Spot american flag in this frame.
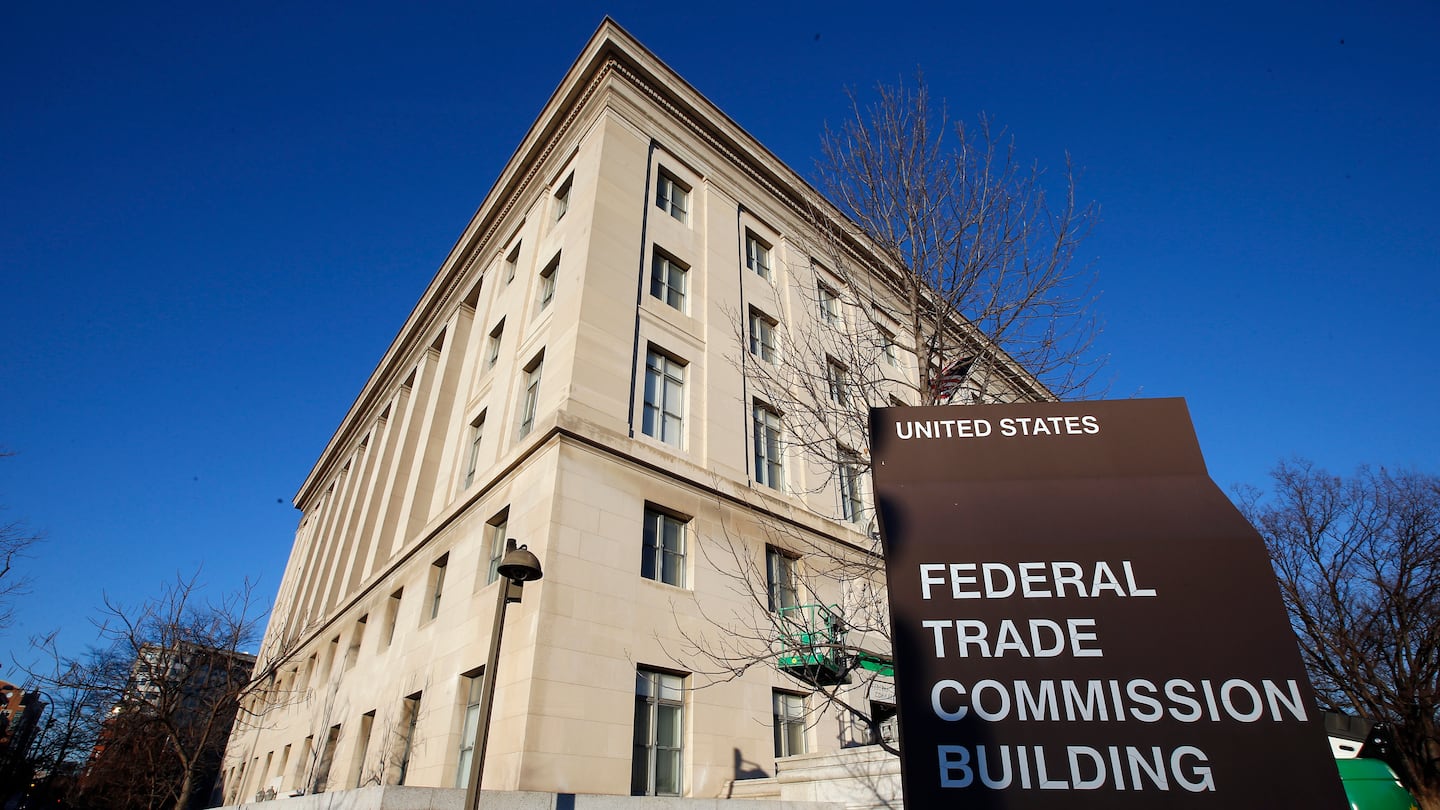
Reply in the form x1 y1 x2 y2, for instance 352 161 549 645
930 357 974 403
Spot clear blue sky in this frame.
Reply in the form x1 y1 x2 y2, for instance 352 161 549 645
3 0 1437 668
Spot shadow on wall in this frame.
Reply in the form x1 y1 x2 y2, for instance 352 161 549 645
734 747 771 780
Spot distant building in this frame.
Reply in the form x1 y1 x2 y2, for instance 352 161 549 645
86 643 255 810
0 681 45 755
222 18 1043 808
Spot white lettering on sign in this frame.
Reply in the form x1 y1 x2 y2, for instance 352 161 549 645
919 561 1156 600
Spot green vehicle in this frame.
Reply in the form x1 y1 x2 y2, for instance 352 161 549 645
1336 757 1417 810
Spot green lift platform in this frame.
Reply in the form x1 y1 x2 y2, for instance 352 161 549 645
776 603 893 686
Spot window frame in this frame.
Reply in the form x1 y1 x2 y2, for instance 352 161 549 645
745 231 772 280
655 170 690 223
455 670 484 788
641 505 688 588
504 242 521 284
642 348 686 448
649 248 688 312
748 308 777 363
825 357 848 405
486 319 505 368
538 253 559 311
427 554 448 621
752 401 783 490
817 283 841 326
484 513 509 586
766 547 799 612
773 691 808 758
462 411 486 488
553 174 572 222
632 668 685 797
518 353 544 438
837 448 863 524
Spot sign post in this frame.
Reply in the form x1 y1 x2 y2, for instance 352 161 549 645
869 398 1347 808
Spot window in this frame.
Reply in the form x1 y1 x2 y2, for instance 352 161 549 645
767 547 799 612
462 412 485 488
655 170 689 222
504 242 520 283
825 357 847 405
642 349 685 448
870 701 899 746
487 319 504 368
427 555 448 621
818 284 841 326
455 670 484 788
538 253 559 310
753 402 783 490
351 711 375 787
553 174 572 221
748 309 776 363
745 231 772 279
773 691 807 757
632 669 684 796
395 692 421 785
880 327 899 366
641 506 687 587
384 589 402 646
314 724 341 793
518 354 543 438
649 248 687 311
838 448 863 524
484 513 509 585
344 615 366 671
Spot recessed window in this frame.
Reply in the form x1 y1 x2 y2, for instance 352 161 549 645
633 669 684 796
773 691 807 757
818 284 841 326
397 691 422 785
554 174 573 222
753 402 783 490
463 412 486 488
505 242 521 284
649 248 688 311
518 353 544 438
880 327 899 367
538 253 559 311
641 506 687 587
384 589 403 647
655 170 690 223
825 357 847 405
427 555 448 621
642 349 685 448
485 512 509 585
838 447 863 524
487 319 505 368
748 309 777 363
455 669 484 788
766 547 799 612
745 231 772 279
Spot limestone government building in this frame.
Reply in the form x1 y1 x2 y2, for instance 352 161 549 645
221 19 1045 809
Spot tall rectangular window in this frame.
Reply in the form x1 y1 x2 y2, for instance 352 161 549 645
463 412 485 488
427 555 448 621
538 254 559 310
748 309 776 362
825 358 847 405
753 402 783 490
455 670 484 788
773 691 807 757
632 669 684 796
745 231 772 279
880 327 899 367
553 174 572 222
655 170 690 222
395 692 421 785
818 284 840 326
838 448 863 524
767 547 799 612
518 354 543 438
642 349 685 448
504 242 520 283
314 724 341 793
641 506 687 587
487 319 504 368
649 248 688 311
485 513 509 585
384 588 403 646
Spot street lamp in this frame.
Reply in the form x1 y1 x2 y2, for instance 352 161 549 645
463 538 543 810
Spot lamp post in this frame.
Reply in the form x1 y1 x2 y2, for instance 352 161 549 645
463 538 543 810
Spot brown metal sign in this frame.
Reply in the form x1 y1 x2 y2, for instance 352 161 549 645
870 398 1346 808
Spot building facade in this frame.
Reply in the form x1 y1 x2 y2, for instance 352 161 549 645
222 20 1043 806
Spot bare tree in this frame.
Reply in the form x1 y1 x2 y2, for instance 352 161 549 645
0 450 42 631
682 78 1100 766
28 572 299 810
1239 460 1440 808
